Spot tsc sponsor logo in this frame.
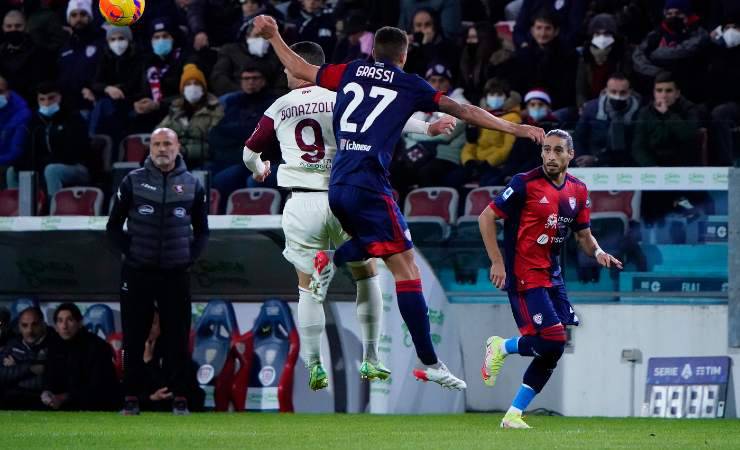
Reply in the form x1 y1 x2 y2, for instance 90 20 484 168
550 235 565 244
138 204 154 215
339 139 372 151
537 234 549 245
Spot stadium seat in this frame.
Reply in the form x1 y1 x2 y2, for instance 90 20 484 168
404 187 459 241
118 133 150 163
576 212 629 283
231 299 299 413
0 188 45 216
50 187 104 216
192 299 240 411
589 191 641 221
455 186 505 239
90 134 114 174
83 304 116 340
226 188 281 215
209 188 221 215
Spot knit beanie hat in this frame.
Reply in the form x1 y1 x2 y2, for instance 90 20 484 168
180 64 207 93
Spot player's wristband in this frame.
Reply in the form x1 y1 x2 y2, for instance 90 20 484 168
594 248 605 258
242 146 266 174
402 117 431 135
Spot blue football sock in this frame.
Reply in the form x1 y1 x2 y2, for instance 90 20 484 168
511 384 536 411
504 337 520 354
396 279 437 365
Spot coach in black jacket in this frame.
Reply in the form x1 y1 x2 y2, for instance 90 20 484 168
106 127 209 415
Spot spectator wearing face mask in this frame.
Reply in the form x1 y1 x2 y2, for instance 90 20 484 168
158 64 224 168
88 25 143 145
131 17 187 134
576 13 633 109
459 22 517 105
57 0 105 111
461 77 522 186
632 0 710 101
707 14 740 165
210 21 286 96
574 73 641 167
0 10 56 104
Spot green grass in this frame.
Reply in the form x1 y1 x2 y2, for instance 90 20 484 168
1 412 739 449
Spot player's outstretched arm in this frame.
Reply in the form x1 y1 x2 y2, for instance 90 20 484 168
438 96 545 144
253 15 319 83
479 207 506 289
574 228 623 269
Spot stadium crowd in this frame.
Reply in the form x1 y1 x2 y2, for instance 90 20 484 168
0 0 738 218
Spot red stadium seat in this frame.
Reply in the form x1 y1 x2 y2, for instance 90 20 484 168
226 188 281 215
463 186 505 217
50 187 104 216
589 191 641 221
119 133 150 163
209 188 221 215
0 189 45 216
404 187 459 241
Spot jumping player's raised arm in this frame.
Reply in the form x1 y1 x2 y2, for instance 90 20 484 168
253 15 319 84
438 96 546 144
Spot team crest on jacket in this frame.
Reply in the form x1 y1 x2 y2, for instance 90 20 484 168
174 184 184 194
569 196 576 210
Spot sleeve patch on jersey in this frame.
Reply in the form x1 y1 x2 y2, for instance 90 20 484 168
502 186 514 200
433 91 443 104
317 63 347 91
585 198 591 208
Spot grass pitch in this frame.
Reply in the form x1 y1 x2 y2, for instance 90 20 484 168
1 411 739 449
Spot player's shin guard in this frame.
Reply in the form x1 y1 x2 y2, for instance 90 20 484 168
356 274 382 362
396 279 437 365
297 287 325 366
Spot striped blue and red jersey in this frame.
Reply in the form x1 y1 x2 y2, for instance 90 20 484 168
490 167 591 292
315 59 442 195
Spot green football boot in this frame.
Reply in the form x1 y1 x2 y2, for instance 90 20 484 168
359 360 391 381
481 336 507 387
308 362 329 391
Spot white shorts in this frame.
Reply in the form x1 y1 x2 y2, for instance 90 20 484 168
281 191 349 274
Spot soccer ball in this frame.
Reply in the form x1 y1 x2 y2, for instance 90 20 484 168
99 0 146 26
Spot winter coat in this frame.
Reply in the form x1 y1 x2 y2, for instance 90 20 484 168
57 27 106 109
513 40 578 110
22 108 90 171
461 92 522 167
45 329 119 411
0 328 58 394
573 93 641 166
0 34 55 103
632 97 700 167
91 45 144 100
0 91 32 166
158 94 224 167
575 39 633 107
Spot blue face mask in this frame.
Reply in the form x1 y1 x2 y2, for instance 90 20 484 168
486 94 505 110
528 106 547 122
0 94 7 109
152 38 173 57
39 102 60 117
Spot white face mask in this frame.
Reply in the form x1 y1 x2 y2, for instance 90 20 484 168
108 39 129 56
723 28 740 48
591 34 615 50
183 84 204 104
247 37 269 57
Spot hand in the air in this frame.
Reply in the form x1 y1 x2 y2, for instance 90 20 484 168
428 115 456 136
516 124 545 144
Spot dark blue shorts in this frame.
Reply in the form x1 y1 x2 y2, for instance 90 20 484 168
507 284 579 341
329 184 413 260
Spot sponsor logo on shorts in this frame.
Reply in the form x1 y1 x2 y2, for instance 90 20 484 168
537 234 549 245
533 313 543 325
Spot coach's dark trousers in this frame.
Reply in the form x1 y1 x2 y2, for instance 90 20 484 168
120 265 192 399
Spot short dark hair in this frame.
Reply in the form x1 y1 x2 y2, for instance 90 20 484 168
18 306 43 322
484 77 510 95
240 65 266 77
373 26 408 63
36 81 61 96
532 9 559 28
654 71 679 88
290 41 325 66
608 72 629 83
546 129 574 152
53 303 82 323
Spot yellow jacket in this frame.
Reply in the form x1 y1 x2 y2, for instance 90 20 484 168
461 97 521 167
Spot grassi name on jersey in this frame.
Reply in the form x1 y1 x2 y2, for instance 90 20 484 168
264 86 338 190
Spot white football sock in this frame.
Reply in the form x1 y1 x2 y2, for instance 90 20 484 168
297 287 325 367
355 275 382 362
